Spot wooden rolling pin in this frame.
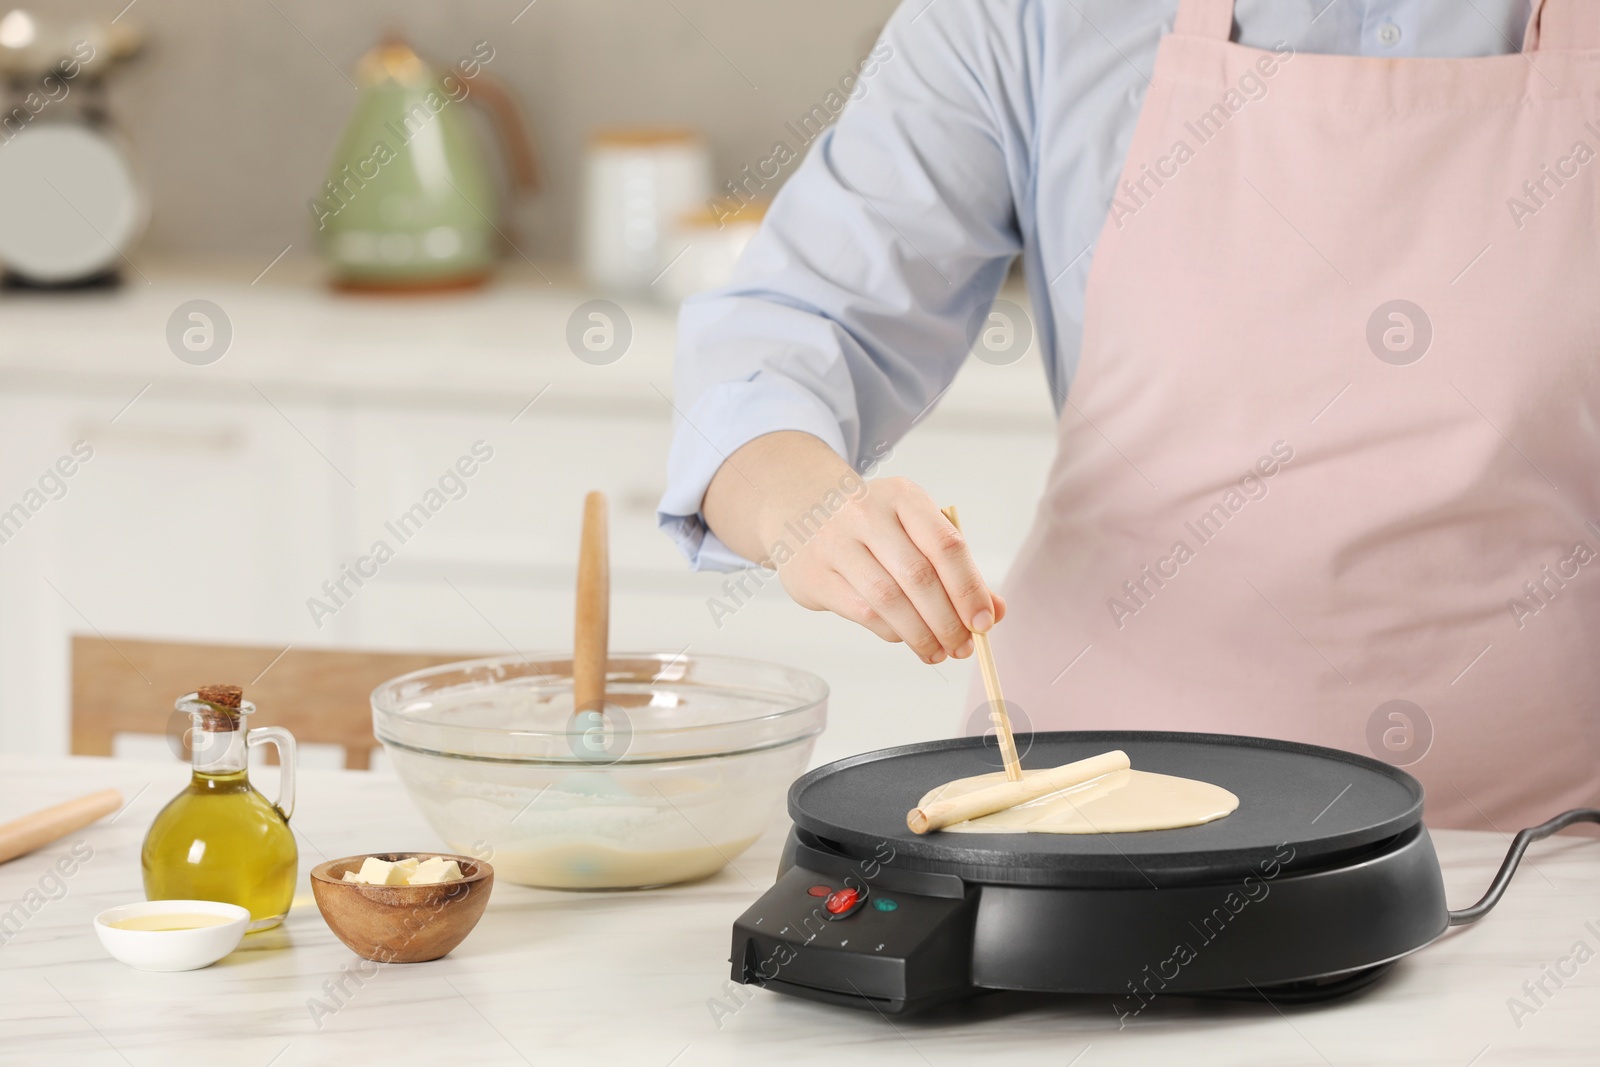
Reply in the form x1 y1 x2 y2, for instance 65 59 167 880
0 788 121 865
907 750 1129 834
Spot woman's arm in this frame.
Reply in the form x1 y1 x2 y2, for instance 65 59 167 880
661 0 1030 660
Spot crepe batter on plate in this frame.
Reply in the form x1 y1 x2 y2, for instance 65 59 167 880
918 767 1238 834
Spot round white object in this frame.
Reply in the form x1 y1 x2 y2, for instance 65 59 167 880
93 899 249 972
0 123 143 283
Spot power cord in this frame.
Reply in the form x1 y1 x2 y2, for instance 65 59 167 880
1448 807 1600 926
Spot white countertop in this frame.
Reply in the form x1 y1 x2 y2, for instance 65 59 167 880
0 259 1056 427
3 755 1598 1066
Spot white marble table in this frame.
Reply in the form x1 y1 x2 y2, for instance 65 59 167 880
2 755 1597 1066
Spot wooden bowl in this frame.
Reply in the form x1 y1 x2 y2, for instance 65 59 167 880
310 853 493 963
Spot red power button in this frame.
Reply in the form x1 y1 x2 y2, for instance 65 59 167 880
824 888 860 915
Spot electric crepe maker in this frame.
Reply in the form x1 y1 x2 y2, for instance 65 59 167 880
728 731 1599 1013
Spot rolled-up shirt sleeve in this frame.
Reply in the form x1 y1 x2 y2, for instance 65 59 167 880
658 0 1029 571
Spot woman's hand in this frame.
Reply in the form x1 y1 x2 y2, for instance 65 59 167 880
703 432 1006 663
771 475 1008 663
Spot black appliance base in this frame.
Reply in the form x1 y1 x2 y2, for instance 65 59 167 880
730 824 1447 1014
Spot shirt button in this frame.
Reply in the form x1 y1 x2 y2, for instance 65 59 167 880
1377 21 1402 47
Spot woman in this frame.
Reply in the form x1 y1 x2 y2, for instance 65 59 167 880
658 0 1600 828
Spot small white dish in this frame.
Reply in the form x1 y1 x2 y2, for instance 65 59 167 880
94 900 250 972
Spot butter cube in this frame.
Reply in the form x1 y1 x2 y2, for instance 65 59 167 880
354 856 411 886
407 857 464 885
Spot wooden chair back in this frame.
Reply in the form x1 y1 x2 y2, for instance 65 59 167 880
71 636 478 769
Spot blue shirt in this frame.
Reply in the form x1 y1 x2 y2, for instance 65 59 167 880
660 0 1529 570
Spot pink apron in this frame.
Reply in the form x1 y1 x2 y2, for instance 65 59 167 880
994 0 1600 828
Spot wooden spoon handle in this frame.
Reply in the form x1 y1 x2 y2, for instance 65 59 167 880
0 788 121 865
574 491 610 715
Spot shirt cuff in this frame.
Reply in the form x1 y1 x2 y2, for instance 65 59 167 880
658 378 851 572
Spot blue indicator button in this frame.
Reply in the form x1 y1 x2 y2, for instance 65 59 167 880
872 898 898 912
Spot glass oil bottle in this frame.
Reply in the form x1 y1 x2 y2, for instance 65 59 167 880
141 685 298 931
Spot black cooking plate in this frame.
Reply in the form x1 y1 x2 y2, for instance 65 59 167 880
789 731 1424 887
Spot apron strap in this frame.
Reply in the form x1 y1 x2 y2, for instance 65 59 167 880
1525 0 1600 52
1174 0 1234 40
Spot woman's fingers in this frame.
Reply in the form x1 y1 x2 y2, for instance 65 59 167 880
897 502 997 634
813 572 902 644
868 520 972 656
768 471 1006 662
833 541 949 663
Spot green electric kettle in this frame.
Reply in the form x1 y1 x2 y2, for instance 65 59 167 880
311 37 539 291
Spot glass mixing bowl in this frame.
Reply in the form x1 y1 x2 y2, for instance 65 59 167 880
371 653 827 889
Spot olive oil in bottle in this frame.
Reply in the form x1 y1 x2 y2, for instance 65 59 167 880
141 685 298 931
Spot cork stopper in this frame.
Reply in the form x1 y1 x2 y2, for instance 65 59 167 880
194 684 244 731
197 684 242 708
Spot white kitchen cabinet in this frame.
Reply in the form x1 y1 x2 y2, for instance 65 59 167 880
0 387 344 753
0 265 1058 766
339 398 683 580
0 391 81 755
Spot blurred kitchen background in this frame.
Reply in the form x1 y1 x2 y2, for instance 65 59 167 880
0 1 1057 770
19 0 897 262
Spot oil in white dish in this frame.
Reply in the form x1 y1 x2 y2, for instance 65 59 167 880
110 913 235 932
